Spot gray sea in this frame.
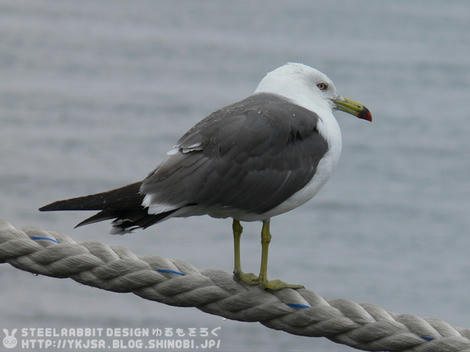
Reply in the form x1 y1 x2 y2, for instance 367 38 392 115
1 1 469 351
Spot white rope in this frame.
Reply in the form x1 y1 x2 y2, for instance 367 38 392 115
1 218 469 352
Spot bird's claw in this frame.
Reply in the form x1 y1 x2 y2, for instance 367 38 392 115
234 271 260 285
261 279 304 291
234 272 304 290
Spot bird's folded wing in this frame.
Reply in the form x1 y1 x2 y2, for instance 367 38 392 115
141 93 329 215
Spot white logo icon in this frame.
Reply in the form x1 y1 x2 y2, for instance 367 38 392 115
2 329 18 349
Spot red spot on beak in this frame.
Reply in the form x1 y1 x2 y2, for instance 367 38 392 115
358 107 372 122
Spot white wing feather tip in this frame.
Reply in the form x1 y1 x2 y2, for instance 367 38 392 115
148 203 179 215
142 194 152 208
181 142 203 154
166 146 180 156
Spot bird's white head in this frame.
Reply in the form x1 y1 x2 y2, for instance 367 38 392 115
255 63 372 121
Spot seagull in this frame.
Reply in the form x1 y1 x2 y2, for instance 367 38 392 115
40 63 372 290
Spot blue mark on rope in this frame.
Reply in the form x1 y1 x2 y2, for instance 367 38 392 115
157 269 185 276
421 336 434 341
287 303 310 309
31 236 59 244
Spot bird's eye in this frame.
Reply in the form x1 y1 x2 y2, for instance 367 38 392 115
316 82 328 91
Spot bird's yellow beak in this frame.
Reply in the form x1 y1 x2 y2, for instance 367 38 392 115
332 96 372 122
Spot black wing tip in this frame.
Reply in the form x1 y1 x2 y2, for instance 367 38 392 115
74 211 113 228
38 199 78 212
74 219 91 229
39 202 59 212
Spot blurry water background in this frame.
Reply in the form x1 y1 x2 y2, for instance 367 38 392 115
1 1 469 351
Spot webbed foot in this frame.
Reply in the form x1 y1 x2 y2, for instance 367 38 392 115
261 279 304 290
234 271 260 285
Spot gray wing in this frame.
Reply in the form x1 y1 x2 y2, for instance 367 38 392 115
141 93 329 215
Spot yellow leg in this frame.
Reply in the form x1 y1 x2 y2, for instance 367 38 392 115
258 220 271 283
232 219 258 284
233 219 242 275
258 220 304 290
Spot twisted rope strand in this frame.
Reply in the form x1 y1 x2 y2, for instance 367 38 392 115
1 219 469 352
